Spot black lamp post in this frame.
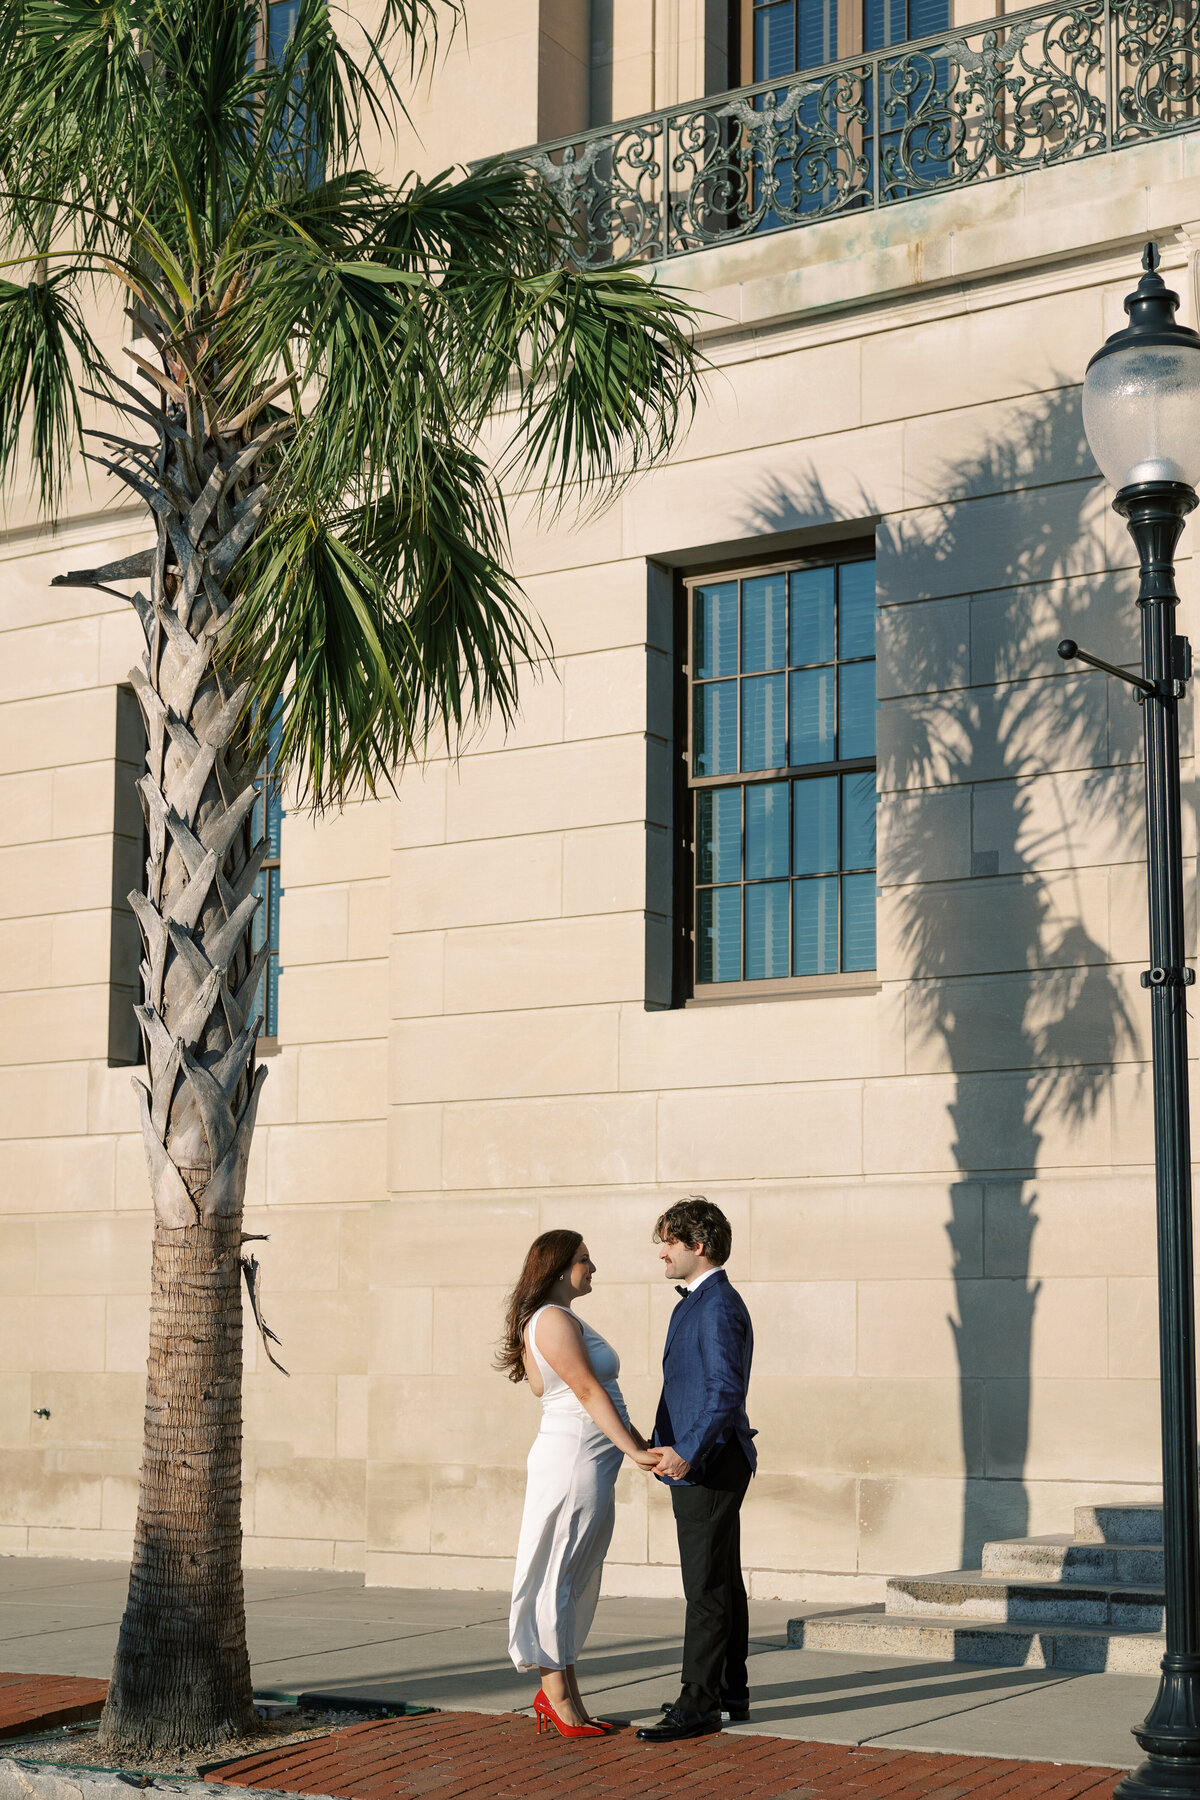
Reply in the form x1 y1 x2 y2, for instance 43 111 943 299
1063 243 1200 1798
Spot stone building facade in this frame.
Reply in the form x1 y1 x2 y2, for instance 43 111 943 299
0 0 1192 1602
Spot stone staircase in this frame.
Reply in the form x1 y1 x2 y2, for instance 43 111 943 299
789 1503 1167 1672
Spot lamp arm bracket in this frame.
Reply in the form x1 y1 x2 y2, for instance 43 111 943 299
1057 638 1167 696
1057 633 1158 687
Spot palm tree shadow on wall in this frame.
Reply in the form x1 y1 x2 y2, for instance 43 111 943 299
740 381 1142 1568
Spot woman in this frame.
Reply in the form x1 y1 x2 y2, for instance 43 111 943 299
499 1229 659 1739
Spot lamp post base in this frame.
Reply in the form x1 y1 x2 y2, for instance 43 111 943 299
1115 1577 1200 1791
1119 1768 1200 1800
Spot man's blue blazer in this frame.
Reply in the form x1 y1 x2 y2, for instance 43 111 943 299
653 1268 757 1487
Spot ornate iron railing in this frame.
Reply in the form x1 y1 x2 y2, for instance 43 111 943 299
510 0 1200 267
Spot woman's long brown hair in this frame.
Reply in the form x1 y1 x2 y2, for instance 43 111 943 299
496 1229 584 1384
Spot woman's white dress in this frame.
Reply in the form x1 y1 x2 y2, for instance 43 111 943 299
508 1304 631 1672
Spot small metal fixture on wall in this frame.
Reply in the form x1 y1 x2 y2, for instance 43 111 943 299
1064 242 1200 1800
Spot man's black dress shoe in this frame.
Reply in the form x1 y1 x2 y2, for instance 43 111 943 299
659 1694 749 1724
637 1705 723 1742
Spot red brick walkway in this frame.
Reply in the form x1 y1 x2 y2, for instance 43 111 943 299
206 1709 1124 1799
0 1671 108 1740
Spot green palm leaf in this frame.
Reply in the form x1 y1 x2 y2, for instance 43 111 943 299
0 272 108 510
0 0 702 801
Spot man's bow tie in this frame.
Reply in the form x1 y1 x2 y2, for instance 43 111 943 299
675 1285 689 1297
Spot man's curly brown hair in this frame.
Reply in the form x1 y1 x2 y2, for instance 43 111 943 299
653 1195 732 1266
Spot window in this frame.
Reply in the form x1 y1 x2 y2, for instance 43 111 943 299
267 0 300 54
109 685 148 1065
259 0 322 185
686 552 877 993
863 0 949 50
251 713 283 1040
752 0 838 76
747 0 949 75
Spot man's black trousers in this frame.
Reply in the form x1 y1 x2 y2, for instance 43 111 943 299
670 1438 751 1713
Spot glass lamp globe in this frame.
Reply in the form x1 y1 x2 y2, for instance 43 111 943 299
1082 244 1200 494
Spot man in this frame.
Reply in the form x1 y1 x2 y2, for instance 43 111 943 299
636 1196 756 1744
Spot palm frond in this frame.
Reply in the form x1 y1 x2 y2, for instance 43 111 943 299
512 264 702 501
357 162 704 504
0 0 154 242
226 437 543 806
0 0 701 806
347 435 546 746
213 213 443 503
225 506 422 807
0 273 106 510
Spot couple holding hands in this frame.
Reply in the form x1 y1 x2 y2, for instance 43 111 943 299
499 1196 757 1744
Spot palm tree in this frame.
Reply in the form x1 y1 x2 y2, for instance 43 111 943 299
0 0 698 1755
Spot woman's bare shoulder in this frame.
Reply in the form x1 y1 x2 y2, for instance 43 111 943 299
533 1305 585 1352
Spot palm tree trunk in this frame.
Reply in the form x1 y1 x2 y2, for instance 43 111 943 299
99 1214 256 1751
57 365 285 1755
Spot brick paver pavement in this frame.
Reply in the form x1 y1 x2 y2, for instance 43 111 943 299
205 1709 1124 1800
0 1671 108 1739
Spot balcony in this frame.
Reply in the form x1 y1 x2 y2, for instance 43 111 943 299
509 0 1200 269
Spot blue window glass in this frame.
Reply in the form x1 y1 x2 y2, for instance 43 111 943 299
842 872 877 971
838 660 877 758
698 886 741 983
790 565 836 666
842 771 876 870
756 0 797 76
694 680 738 776
746 782 790 879
268 0 301 56
690 555 876 984
251 712 284 1037
697 787 742 884
741 672 786 771
793 775 838 875
754 0 837 76
790 667 836 764
797 0 836 68
865 0 946 48
265 0 322 185
838 560 877 660
793 876 838 974
694 582 738 678
746 882 790 979
909 0 950 37
742 573 787 673
864 0 907 49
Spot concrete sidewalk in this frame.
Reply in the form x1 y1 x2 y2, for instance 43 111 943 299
0 1557 1154 1771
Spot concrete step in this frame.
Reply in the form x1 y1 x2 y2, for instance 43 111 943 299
981 1533 1164 1586
790 1606 1166 1673
1075 1503 1163 1545
885 1569 1163 1630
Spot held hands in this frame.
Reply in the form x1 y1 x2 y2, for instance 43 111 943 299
625 1429 690 1477
627 1430 664 1472
653 1446 691 1480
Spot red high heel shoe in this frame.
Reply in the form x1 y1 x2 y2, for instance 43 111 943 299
533 1690 607 1738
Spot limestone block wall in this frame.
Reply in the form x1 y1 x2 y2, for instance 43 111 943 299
2 0 1199 1599
0 511 386 1563
372 135 1200 1600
